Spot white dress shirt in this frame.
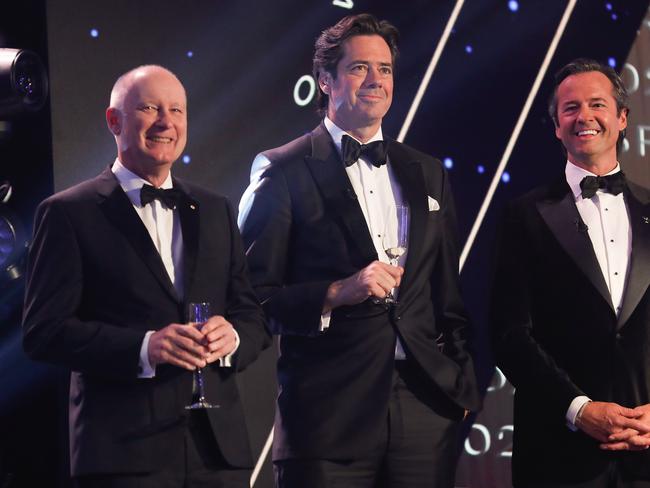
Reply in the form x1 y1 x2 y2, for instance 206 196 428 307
323 117 408 359
564 161 631 429
112 160 237 377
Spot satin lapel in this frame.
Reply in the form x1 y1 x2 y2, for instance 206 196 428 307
173 178 200 306
387 146 428 302
536 183 614 310
618 187 650 327
96 168 179 302
304 124 377 263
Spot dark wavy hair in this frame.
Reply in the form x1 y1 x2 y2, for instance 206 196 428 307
312 13 399 116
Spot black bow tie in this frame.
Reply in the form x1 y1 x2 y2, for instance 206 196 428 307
341 134 388 168
140 184 183 209
579 172 626 199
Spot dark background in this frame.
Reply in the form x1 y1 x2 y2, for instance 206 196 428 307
0 1 648 487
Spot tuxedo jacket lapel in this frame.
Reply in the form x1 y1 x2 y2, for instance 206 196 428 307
537 181 614 311
96 167 179 303
304 124 377 264
618 186 650 327
386 142 428 302
173 178 200 308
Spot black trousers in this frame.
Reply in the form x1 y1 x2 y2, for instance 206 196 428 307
520 463 650 488
274 360 464 488
75 410 250 488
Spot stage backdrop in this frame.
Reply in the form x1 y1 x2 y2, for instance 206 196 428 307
38 1 650 487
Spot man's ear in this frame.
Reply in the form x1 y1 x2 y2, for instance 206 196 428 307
106 107 121 135
319 72 331 95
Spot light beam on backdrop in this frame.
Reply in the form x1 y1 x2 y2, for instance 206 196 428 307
396 0 465 143
459 0 578 272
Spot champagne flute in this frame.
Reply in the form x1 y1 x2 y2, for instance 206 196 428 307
382 204 409 304
185 302 218 409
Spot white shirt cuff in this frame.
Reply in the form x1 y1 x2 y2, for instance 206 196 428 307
566 395 591 431
138 330 156 378
319 311 332 332
218 328 240 367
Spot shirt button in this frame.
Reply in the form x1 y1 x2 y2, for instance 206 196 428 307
610 239 614 243
614 272 619 276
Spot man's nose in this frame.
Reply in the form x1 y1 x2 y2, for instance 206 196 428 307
576 104 593 123
363 67 382 87
156 109 174 127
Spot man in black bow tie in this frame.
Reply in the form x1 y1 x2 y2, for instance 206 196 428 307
492 58 650 488
239 13 480 488
22 65 269 487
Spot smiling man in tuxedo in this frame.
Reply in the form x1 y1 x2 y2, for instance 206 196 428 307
492 58 650 487
239 13 480 488
22 65 269 487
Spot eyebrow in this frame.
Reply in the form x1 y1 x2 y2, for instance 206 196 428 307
344 60 393 68
561 96 609 106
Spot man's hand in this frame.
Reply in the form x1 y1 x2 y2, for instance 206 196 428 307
148 323 209 370
324 261 404 312
200 315 238 363
575 401 649 450
600 403 650 451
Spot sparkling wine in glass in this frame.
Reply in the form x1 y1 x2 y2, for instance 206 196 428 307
382 204 409 304
185 302 218 409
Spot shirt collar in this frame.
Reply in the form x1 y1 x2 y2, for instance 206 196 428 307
565 160 621 200
112 158 173 207
323 116 383 156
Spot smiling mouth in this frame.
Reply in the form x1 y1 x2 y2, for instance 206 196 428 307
358 93 383 100
147 136 173 143
576 129 599 136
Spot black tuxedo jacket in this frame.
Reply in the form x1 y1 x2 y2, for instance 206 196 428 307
240 124 480 461
491 177 650 485
22 167 270 477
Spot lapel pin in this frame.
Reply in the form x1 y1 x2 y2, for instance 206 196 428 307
643 216 649 224
190 204 196 210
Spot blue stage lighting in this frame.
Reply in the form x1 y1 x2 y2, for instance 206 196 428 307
187 51 194 58
477 165 485 174
465 45 473 54
605 3 613 10
90 29 99 38
502 171 511 183
608 57 616 68
508 1 519 12
611 13 618 20
444 157 453 169
182 154 191 164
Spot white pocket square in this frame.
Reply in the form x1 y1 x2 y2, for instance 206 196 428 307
428 196 440 212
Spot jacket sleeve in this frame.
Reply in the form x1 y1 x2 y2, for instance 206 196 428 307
239 165 332 337
221 199 271 371
430 170 478 394
22 198 145 381
490 201 585 418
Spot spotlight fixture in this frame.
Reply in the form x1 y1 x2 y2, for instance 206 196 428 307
0 182 26 283
0 48 48 118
